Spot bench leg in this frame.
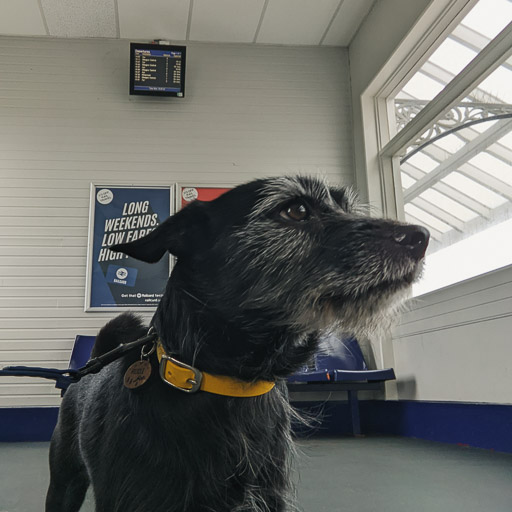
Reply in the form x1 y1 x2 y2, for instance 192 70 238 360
347 390 361 436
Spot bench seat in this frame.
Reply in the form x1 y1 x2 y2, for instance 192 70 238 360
288 335 396 435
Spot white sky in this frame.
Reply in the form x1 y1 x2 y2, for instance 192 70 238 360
413 217 512 296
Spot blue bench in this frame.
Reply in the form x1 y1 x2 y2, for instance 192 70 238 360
69 335 96 371
287 334 395 436
2 334 394 435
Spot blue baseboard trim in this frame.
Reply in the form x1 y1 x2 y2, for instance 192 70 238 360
361 400 512 454
2 401 511 453
0 407 59 442
294 400 512 454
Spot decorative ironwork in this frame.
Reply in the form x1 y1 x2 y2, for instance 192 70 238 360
395 100 512 146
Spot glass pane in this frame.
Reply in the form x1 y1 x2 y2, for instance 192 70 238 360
400 72 445 102
419 189 478 221
404 152 439 172
469 66 512 103
390 0 512 295
405 203 452 233
400 117 512 295
428 38 477 76
461 0 512 38
398 49 512 294
468 153 512 185
431 133 465 153
394 0 512 132
440 172 507 208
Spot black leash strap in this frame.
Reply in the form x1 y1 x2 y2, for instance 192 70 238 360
76 331 157 379
0 331 158 392
0 367 77 391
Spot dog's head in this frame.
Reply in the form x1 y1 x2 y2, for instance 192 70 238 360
112 176 428 336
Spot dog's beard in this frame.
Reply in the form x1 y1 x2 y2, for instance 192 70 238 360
320 285 412 335
260 256 424 338
234 252 423 335
282 283 409 336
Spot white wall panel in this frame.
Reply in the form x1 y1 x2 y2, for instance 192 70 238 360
0 36 354 407
392 266 512 404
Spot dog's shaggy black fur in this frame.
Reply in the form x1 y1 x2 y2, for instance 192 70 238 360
46 176 428 512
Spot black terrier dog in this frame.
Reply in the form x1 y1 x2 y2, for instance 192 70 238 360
46 176 428 512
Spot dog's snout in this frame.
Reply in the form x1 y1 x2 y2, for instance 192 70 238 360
393 225 430 259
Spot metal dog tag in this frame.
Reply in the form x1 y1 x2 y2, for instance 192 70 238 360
124 360 152 389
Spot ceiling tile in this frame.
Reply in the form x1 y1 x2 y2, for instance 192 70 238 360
257 0 340 45
118 0 190 41
0 0 46 36
322 0 375 46
41 0 117 38
190 0 265 43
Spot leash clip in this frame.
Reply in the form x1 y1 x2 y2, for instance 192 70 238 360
159 355 203 393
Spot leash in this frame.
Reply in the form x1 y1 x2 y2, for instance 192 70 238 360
75 330 157 380
0 330 158 393
0 328 276 398
0 366 79 392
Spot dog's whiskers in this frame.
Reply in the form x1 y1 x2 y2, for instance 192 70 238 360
180 287 209 308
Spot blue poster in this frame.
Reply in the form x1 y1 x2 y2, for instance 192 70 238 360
87 186 171 310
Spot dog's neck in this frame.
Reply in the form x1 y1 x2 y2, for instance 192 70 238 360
151 270 320 382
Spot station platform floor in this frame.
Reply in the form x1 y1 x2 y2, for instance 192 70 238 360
1 435 511 512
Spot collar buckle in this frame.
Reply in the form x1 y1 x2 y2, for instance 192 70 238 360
159 355 203 393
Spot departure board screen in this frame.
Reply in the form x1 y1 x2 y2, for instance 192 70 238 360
129 43 186 97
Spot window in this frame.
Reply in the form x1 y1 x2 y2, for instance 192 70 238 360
383 0 512 295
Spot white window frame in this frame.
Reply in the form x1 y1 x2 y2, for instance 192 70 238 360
369 12 512 298
381 20 512 203
360 0 512 222
354 0 512 386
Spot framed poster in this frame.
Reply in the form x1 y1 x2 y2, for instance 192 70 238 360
177 184 232 209
85 185 174 311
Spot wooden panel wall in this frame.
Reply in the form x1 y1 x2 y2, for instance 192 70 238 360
0 36 354 406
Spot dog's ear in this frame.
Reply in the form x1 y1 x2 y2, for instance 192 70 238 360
110 201 210 262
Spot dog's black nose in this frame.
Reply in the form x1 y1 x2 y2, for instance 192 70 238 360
393 225 430 259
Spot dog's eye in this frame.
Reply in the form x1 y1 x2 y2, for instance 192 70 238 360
280 203 309 222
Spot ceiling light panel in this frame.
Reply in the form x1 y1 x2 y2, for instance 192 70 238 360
190 0 265 43
41 0 117 38
257 0 339 45
118 0 190 41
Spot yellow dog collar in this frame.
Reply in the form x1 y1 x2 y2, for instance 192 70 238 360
156 342 275 397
